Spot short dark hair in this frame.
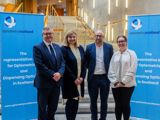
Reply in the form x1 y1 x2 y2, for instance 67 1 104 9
42 27 53 35
117 35 127 43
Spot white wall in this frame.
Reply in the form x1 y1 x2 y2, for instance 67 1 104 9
0 6 4 12
0 0 15 4
78 0 160 42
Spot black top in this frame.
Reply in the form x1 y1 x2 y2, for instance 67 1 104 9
61 45 86 99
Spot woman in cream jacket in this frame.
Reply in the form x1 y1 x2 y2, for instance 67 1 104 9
108 35 137 120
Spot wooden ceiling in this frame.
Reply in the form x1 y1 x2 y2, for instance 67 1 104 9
38 0 66 8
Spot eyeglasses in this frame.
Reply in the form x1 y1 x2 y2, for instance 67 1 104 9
117 40 126 43
96 35 103 37
43 33 53 36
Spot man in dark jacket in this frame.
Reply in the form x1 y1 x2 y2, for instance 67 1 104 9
86 30 113 120
33 27 65 120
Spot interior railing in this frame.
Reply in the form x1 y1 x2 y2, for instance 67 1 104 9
44 4 65 43
13 2 23 12
75 16 127 49
44 4 64 28
1 1 23 13
78 8 127 43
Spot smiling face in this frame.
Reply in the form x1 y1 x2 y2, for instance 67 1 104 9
95 30 104 45
67 33 77 45
65 31 78 47
117 36 127 53
42 27 54 43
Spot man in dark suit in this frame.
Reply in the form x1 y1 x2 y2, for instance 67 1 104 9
33 27 65 120
86 30 113 120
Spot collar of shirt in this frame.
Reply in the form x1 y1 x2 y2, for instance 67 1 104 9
43 40 54 54
43 40 53 47
118 48 128 54
95 43 103 48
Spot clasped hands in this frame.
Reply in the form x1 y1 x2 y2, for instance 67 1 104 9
74 77 83 85
114 81 125 87
52 72 61 82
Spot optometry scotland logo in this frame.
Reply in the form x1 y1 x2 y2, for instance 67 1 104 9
4 16 16 28
131 19 142 30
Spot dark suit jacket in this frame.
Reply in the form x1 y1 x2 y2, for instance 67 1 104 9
61 45 86 99
85 42 113 84
33 42 65 88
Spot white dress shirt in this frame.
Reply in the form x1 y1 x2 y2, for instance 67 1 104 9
108 49 137 88
43 40 56 56
94 45 106 75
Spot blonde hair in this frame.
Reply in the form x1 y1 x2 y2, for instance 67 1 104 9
63 30 79 47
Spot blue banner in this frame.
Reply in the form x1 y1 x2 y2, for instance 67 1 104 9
0 12 44 120
128 15 160 120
